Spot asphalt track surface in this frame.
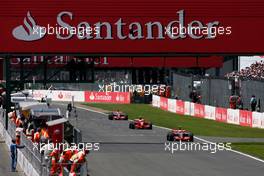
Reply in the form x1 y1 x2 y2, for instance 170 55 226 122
55 104 264 176
0 137 23 176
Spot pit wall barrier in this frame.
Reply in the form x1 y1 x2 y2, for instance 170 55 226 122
152 95 264 129
0 109 39 176
31 90 131 104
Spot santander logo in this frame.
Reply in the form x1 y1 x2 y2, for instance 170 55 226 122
12 11 45 41
89 93 95 100
58 92 63 99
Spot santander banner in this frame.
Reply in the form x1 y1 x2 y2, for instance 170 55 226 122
85 91 130 104
215 108 227 123
32 90 85 102
1 0 264 53
194 103 205 118
160 97 169 111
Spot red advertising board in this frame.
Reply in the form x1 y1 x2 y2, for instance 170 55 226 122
176 100 185 115
0 0 264 54
194 103 205 118
85 91 130 104
160 97 168 111
239 110 252 127
215 107 227 123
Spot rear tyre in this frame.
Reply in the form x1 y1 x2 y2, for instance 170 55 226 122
129 122 135 129
189 133 194 142
167 132 174 141
108 115 113 120
124 115 128 120
148 123 152 130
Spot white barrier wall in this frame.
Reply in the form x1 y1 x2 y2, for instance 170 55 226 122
32 90 85 102
190 102 195 116
260 114 264 129
184 101 191 115
168 99 176 113
152 95 160 108
227 109 240 125
204 105 216 120
252 112 264 128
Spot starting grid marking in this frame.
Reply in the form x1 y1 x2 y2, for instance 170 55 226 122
55 103 264 164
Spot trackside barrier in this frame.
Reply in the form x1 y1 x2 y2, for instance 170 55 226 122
215 108 227 123
152 95 160 108
168 99 176 113
160 97 168 111
184 101 191 115
227 109 240 125
152 95 264 129
176 100 185 115
31 90 131 104
32 90 85 102
204 105 216 120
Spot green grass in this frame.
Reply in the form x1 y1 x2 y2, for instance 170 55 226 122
83 103 264 138
232 143 264 160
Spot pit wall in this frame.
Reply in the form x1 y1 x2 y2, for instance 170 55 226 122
0 109 39 176
152 95 264 129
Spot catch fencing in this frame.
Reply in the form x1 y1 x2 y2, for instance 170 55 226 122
172 73 264 111
240 79 264 111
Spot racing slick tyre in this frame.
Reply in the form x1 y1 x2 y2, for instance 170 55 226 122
108 115 113 120
124 115 128 120
148 123 152 130
166 132 174 141
129 122 135 129
189 133 194 142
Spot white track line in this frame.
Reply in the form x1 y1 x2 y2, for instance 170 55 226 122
56 103 264 164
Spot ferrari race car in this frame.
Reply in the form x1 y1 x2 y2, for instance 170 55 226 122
166 129 194 142
108 111 128 120
129 118 152 129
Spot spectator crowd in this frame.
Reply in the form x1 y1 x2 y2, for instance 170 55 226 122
226 61 264 79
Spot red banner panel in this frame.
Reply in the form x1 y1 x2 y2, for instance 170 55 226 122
132 57 164 67
165 57 197 68
194 103 205 118
239 110 253 127
198 56 224 68
10 56 223 68
160 97 168 111
85 91 130 104
215 107 228 123
176 100 185 115
0 0 264 54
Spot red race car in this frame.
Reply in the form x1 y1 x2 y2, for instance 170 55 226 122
166 129 194 142
129 118 152 129
108 111 128 120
